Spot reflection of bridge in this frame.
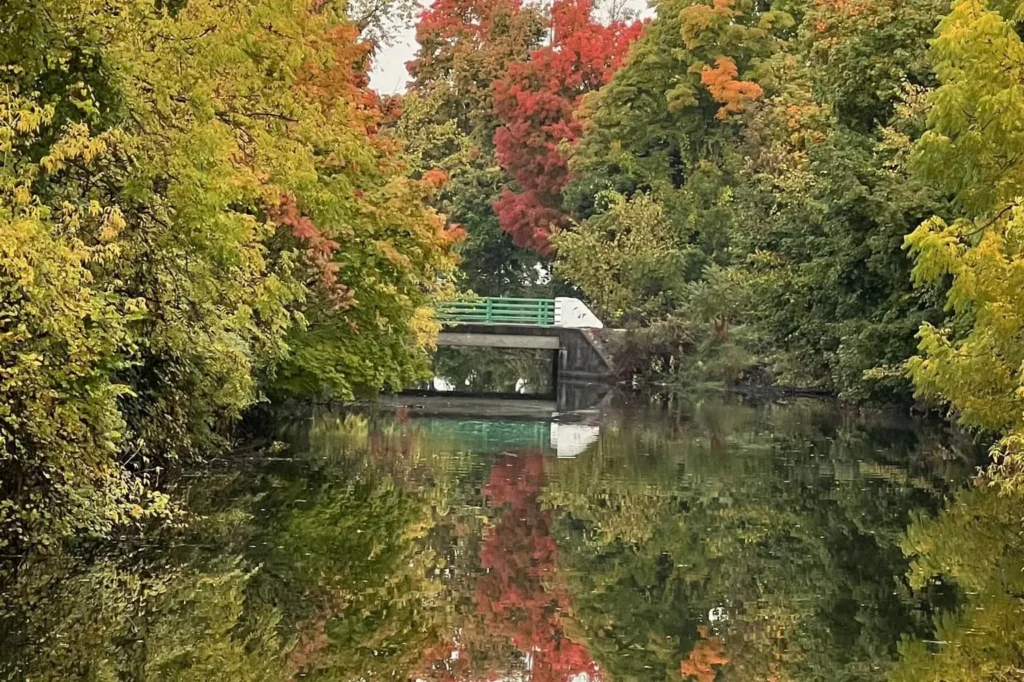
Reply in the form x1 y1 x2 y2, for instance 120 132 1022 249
385 418 601 459
435 297 614 382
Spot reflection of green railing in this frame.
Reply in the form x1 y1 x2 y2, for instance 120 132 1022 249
413 418 553 455
436 297 556 326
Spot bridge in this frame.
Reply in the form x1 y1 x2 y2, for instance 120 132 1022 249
434 297 614 383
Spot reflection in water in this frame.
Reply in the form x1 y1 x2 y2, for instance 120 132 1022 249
891 484 1024 682
421 453 596 682
551 423 601 458
1 397 1016 682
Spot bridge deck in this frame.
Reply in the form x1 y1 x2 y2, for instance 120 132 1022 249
436 322 613 380
433 298 612 379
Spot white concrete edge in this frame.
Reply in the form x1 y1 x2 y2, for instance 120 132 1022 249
554 298 604 329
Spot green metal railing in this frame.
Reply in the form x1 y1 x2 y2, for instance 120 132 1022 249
436 297 556 326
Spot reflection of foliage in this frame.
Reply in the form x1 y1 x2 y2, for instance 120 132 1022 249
0 449 445 681
891 485 1024 682
0 398 985 682
682 627 729 682
0 549 288 682
253 475 444 680
475 454 597 682
544 399 968 682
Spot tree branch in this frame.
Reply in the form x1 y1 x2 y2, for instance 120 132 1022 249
963 202 1018 237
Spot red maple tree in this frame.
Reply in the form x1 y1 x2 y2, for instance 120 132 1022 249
491 0 644 254
407 0 544 140
409 0 535 85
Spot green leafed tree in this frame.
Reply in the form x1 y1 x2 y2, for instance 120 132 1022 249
398 0 550 296
0 0 458 549
903 0 1024 486
556 0 949 400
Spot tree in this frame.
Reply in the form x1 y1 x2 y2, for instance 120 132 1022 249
351 0 422 47
557 0 949 399
554 192 695 326
0 0 459 549
401 0 551 295
408 0 546 144
564 0 784 218
555 0 792 388
392 89 548 296
903 0 1024 486
736 0 949 400
491 0 644 254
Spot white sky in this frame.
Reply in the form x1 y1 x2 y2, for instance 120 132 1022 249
369 0 430 95
368 0 653 95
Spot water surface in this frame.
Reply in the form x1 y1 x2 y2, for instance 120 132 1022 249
2 396 1021 682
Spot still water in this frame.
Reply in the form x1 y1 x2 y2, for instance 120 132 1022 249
1 396 1022 682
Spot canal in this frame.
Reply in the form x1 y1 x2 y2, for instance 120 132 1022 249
1 394 1020 682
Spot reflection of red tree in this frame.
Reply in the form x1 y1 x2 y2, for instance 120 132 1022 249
417 453 596 682
475 453 598 682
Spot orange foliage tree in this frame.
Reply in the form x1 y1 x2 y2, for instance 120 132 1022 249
700 57 764 120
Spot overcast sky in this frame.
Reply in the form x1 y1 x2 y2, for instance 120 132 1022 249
368 1 429 95
368 0 653 95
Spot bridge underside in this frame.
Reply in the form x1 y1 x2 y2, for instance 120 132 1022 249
436 323 614 381
437 332 560 350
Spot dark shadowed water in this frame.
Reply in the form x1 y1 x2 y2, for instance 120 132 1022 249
2 395 1022 682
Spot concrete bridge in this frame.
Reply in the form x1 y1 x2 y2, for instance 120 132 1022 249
435 297 614 382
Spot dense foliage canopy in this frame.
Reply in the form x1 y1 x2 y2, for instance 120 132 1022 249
4 0 1024 612
0 0 458 549
396 0 1024 485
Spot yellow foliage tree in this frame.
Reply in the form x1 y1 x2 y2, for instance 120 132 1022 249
0 0 458 548
904 0 1024 488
